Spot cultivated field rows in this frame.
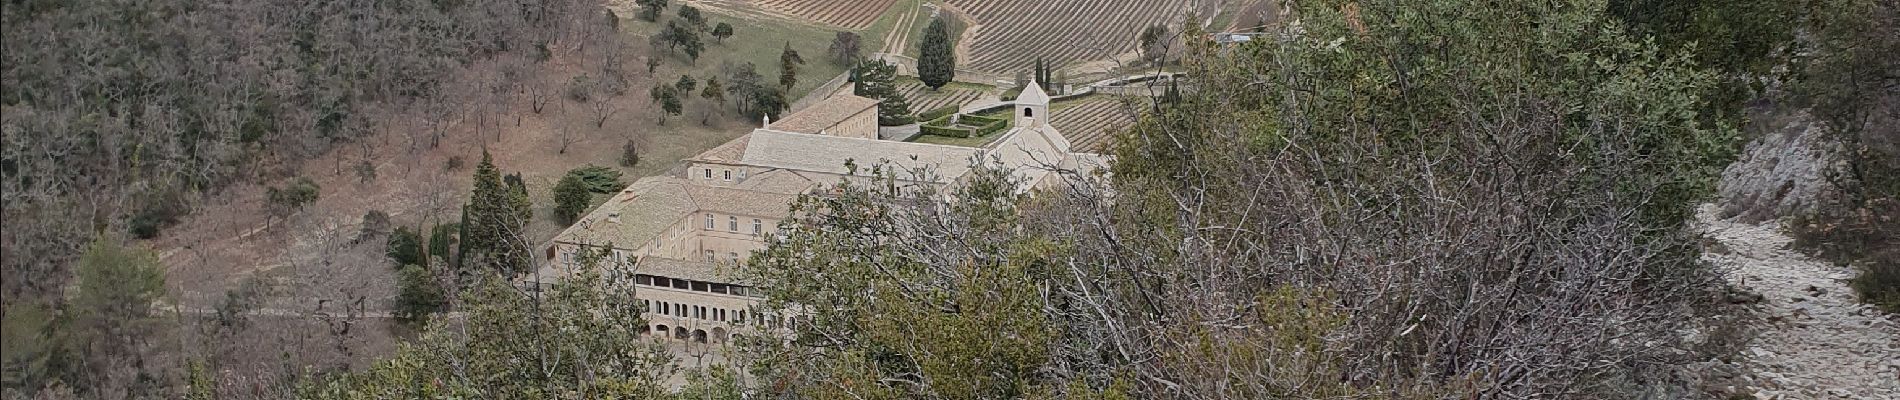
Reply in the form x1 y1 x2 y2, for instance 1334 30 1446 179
1049 94 1137 153
947 0 1214 74
688 0 896 29
898 80 992 113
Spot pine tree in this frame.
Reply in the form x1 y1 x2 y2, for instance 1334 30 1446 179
918 16 956 90
854 58 915 125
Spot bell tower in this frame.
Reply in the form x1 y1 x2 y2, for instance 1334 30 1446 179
1016 80 1051 128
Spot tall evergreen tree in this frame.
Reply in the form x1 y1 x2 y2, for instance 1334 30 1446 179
779 42 804 90
1034 58 1047 88
853 58 915 125
918 16 956 90
462 150 530 276
553 173 592 225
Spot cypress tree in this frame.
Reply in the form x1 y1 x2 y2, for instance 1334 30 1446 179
779 42 804 90
1034 57 1047 89
462 150 529 276
553 173 592 225
918 16 956 90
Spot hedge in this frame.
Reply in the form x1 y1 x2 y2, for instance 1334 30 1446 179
960 114 1005 126
923 114 955 127
974 119 1010 137
917 105 960 122
921 124 974 138
880 114 917 126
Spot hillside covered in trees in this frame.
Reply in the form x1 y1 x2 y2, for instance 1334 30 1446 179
2 0 622 396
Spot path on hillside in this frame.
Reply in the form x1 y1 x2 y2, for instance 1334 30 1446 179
1697 204 1900 399
880 1 920 55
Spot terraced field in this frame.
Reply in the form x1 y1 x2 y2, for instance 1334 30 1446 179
897 78 993 113
946 0 1218 74
1049 95 1138 153
689 0 898 29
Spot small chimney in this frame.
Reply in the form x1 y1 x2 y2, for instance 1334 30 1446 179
607 212 621 223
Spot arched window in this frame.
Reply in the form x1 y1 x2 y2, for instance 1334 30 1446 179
1023 107 1034 118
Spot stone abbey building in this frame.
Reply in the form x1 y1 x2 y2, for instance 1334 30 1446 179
537 83 1102 344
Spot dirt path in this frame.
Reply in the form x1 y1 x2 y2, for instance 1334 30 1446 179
1698 204 1900 399
880 0 920 55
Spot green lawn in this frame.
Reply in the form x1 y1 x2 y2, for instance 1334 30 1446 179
911 130 1007 147
909 116 1013 147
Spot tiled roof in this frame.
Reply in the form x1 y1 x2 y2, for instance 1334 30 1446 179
988 125 1072 191
690 134 751 163
554 177 697 249
553 170 816 249
770 93 879 134
634 256 731 283
684 184 801 218
739 129 981 181
737 169 818 194
531 255 731 285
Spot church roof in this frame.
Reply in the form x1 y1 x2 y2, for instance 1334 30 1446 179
690 134 751 163
770 93 879 134
554 177 699 249
738 129 981 181
633 255 732 283
1017 80 1051 104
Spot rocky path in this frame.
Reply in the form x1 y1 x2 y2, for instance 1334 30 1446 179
1698 205 1900 399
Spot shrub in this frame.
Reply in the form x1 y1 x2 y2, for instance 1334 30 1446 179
1792 197 1900 313
921 124 973 138
567 75 594 102
621 140 641 167
553 174 593 225
917 105 960 122
393 264 445 324
387 226 423 266
266 177 320 218
973 118 1009 137
923 114 954 128
960 114 1004 126
1853 258 1900 313
568 165 625 193
359 210 391 241
879 114 916 126
444 155 466 171
129 193 188 239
